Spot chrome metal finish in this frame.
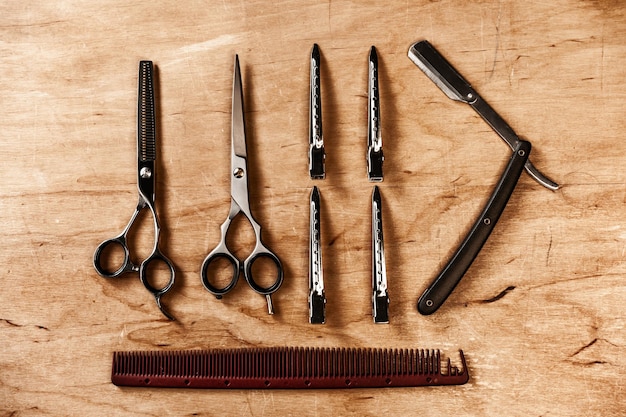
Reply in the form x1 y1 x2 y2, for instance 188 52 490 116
200 55 284 315
367 46 384 182
372 186 389 323
93 60 175 320
309 186 326 324
309 44 325 179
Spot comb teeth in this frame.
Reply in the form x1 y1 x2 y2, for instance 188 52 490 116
112 347 468 389
138 61 156 162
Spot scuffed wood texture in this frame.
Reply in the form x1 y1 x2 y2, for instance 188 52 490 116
1 1 624 415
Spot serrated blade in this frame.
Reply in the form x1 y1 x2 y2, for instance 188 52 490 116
137 61 156 162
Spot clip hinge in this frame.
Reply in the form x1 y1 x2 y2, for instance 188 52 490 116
309 144 326 179
367 147 384 182
373 294 389 323
309 291 326 324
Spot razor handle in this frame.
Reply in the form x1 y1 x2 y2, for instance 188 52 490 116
418 140 531 315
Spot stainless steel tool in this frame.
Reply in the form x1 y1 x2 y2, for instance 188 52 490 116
309 186 326 324
200 56 284 315
367 46 384 182
309 44 326 179
408 40 558 191
371 186 389 323
93 61 176 321
408 40 556 314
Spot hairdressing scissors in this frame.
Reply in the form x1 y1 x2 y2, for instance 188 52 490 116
93 61 176 320
200 55 284 314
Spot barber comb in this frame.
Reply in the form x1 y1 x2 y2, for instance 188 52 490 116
112 346 469 389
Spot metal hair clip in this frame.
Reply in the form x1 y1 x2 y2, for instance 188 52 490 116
309 186 326 324
309 44 326 179
367 46 384 182
371 186 389 323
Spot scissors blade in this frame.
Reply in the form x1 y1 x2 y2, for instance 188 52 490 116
367 46 384 182
228 55 253 217
138 61 156 162
137 61 156 201
408 40 559 191
232 55 247 159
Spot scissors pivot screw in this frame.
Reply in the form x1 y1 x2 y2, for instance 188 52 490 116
140 167 152 179
233 167 245 178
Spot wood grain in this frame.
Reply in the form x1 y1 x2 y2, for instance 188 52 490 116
1 1 625 415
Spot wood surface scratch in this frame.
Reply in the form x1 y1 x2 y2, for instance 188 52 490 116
481 285 516 303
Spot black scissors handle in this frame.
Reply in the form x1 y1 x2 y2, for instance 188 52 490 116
139 246 176 320
243 248 283 295
93 234 137 278
93 207 142 278
201 247 283 315
200 249 240 296
93 204 176 320
200 217 284 314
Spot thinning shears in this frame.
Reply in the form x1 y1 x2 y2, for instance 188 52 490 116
201 55 284 314
93 61 175 321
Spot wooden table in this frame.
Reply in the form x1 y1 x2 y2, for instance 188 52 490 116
1 1 624 415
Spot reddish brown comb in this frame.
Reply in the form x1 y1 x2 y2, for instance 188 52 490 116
112 347 468 389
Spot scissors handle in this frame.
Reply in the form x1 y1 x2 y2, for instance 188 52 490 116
244 247 283 315
94 203 176 320
200 248 240 297
139 247 176 320
93 205 142 278
94 236 137 278
201 213 242 296
200 215 284 313
243 247 283 295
